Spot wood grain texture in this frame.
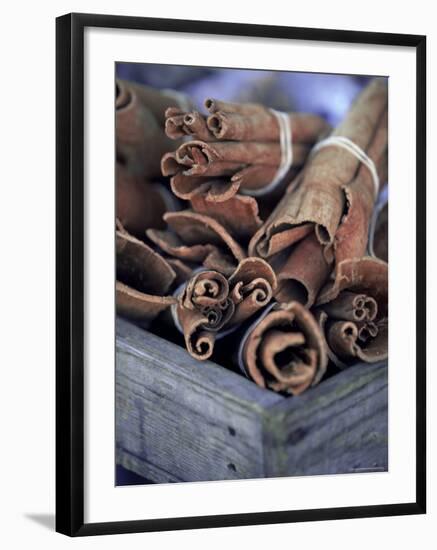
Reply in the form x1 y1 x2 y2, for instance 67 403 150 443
116 317 388 483
262 361 388 477
116 317 281 483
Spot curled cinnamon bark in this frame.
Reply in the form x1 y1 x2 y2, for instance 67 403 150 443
334 110 388 264
274 232 334 307
162 95 329 201
316 257 388 367
163 140 308 201
181 270 229 309
165 108 215 141
116 227 176 295
116 79 184 179
146 210 246 276
175 305 217 360
166 171 241 203
228 258 277 325
249 78 388 258
116 225 177 325
175 270 234 360
166 258 195 286
116 282 176 326
231 165 299 194
317 256 387 313
240 302 328 395
117 79 191 127
176 140 309 171
116 164 175 237
174 259 278 358
206 109 330 143
322 290 377 322
190 194 263 241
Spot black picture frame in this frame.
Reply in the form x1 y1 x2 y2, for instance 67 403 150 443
56 12 426 537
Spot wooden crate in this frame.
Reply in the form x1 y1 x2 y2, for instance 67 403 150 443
116 317 388 483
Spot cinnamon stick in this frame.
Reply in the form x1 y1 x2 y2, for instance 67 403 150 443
162 97 329 201
206 109 330 143
239 302 328 395
163 139 308 201
228 258 277 324
116 282 176 326
116 225 177 325
175 270 234 360
315 257 388 367
249 78 388 258
168 172 241 203
146 210 246 276
175 304 217 360
274 232 334 307
190 194 263 241
334 110 388 264
165 108 215 141
116 79 182 179
175 140 310 170
116 163 173 237
116 227 176 295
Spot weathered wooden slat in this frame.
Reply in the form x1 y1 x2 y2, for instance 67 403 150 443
116 317 388 483
262 362 388 477
116 317 281 483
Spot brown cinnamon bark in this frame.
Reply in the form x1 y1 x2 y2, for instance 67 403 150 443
274 232 334 307
117 79 190 127
228 258 277 324
240 302 328 395
181 270 229 309
175 140 309 170
116 79 182 179
162 96 332 201
163 140 309 201
169 173 241 203
249 78 388 258
116 282 176 326
166 258 195 285
205 98 267 115
146 210 246 276
190 194 263 241
175 270 234 360
206 110 330 142
165 108 215 141
116 225 177 325
334 110 388 264
322 290 377 322
116 164 172 237
315 257 388 367
175 304 217 360
230 165 299 194
116 227 176 295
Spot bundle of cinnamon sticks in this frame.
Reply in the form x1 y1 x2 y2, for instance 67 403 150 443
116 76 389 396
162 98 330 202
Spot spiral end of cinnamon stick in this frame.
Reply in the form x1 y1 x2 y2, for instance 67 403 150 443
204 98 217 113
206 113 226 139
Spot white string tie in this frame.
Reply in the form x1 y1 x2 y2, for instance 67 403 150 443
243 110 293 197
311 135 379 199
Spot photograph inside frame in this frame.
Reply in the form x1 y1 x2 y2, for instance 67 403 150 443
114 63 388 487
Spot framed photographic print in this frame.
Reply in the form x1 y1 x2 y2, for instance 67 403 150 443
56 12 426 536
